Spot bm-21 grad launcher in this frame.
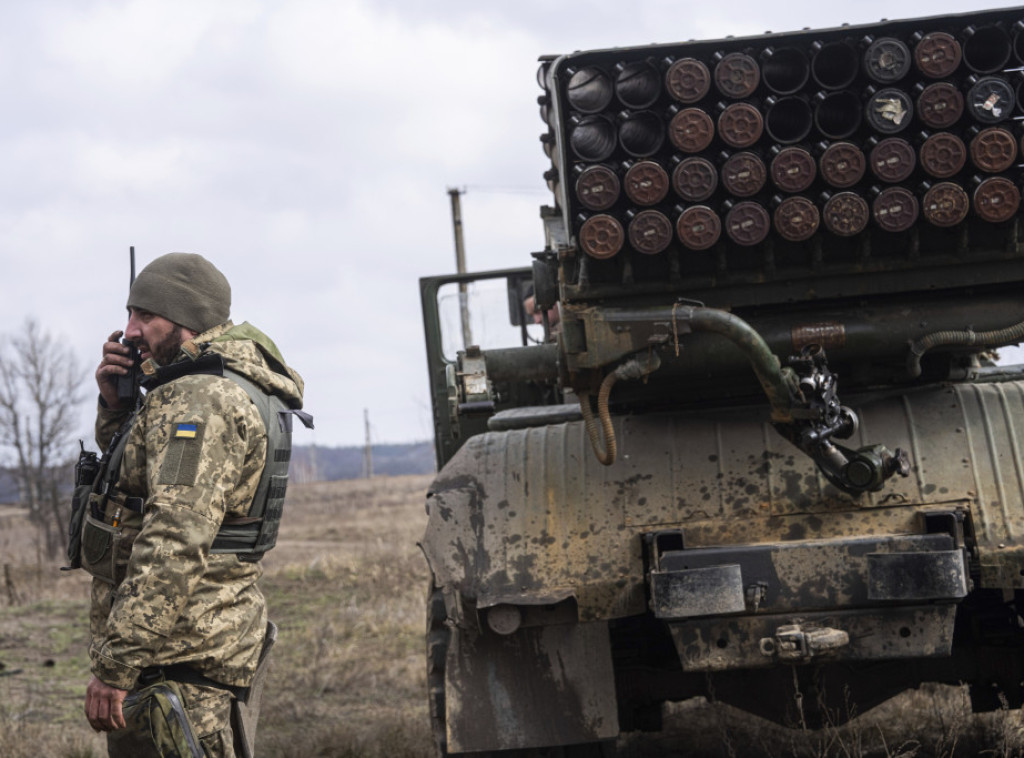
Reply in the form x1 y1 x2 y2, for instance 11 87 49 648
420 7 1024 755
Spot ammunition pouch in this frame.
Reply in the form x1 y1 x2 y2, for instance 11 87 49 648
66 415 139 576
120 679 204 758
64 444 102 571
79 497 142 586
128 622 277 758
64 483 93 570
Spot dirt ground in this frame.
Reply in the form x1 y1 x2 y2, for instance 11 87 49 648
2 476 1024 757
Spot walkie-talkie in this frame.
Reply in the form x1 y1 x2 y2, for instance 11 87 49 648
115 246 143 409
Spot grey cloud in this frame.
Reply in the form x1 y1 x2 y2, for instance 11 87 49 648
3 0 1022 447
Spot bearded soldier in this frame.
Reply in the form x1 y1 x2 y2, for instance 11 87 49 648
75 252 310 757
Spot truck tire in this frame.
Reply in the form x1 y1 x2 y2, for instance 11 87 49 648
427 583 451 757
426 582 616 757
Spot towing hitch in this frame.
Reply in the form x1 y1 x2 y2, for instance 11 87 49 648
759 623 850 663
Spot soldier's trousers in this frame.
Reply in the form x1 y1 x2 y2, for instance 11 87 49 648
107 681 239 758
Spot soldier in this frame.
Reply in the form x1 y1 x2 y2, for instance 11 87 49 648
523 293 560 328
80 252 307 757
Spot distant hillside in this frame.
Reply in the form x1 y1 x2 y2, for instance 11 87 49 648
290 441 435 483
0 468 17 503
0 442 436 502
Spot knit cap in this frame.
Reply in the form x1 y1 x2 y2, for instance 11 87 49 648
126 253 231 333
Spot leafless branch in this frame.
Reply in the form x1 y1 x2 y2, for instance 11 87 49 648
0 318 87 558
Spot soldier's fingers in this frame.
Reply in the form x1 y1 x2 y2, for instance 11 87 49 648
102 331 129 362
103 341 130 359
85 676 124 731
96 358 128 380
85 694 104 731
96 365 128 382
96 695 109 723
111 699 126 730
100 351 132 369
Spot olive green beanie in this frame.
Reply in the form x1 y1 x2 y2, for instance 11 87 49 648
126 253 231 333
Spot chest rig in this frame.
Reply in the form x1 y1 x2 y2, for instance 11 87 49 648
67 351 309 582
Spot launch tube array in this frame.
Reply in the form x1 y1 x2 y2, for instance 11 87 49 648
538 12 1024 259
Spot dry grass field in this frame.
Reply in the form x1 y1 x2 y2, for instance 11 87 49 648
1 475 1023 757
0 475 434 758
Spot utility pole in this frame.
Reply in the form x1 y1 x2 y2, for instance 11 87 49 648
448 187 473 349
308 443 319 483
363 408 373 479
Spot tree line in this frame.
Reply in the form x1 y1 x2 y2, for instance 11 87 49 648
0 318 84 559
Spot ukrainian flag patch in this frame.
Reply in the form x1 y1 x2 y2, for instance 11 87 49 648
160 421 203 485
175 423 198 439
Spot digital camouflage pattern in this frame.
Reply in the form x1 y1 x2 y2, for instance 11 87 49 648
108 680 234 757
89 321 304 693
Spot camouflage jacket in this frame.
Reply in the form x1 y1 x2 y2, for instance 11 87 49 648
89 321 304 691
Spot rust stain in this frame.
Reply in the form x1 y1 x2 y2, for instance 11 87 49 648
791 322 846 351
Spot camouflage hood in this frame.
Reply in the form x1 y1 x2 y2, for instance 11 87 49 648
143 321 305 409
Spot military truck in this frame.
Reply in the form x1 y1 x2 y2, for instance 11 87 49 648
420 7 1024 755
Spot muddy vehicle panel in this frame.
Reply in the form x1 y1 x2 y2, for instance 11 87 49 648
421 7 1024 756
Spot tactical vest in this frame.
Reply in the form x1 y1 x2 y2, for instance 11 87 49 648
68 358 308 579
210 369 295 560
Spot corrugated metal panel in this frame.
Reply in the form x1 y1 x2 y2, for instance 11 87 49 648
423 380 1024 621
953 382 1024 585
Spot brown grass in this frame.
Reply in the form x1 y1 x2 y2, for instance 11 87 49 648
0 475 435 758
2 477 1024 757
256 475 434 758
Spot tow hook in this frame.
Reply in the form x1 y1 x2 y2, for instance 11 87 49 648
759 623 850 662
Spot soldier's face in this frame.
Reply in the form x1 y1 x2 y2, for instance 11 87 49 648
125 308 187 366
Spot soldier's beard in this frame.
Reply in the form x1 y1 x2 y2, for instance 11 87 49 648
147 327 188 367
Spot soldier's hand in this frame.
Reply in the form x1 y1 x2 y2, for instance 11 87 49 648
85 675 128 731
96 330 131 409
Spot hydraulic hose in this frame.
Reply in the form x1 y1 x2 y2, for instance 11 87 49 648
907 318 1024 378
579 372 619 466
686 307 795 423
579 352 661 466
577 306 799 465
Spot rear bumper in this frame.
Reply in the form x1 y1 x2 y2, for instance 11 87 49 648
649 532 968 670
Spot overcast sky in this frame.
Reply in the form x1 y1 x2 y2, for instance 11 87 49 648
3 0 1022 449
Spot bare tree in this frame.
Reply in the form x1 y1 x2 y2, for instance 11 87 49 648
0 318 87 559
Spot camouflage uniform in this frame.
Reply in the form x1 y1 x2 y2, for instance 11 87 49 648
87 321 304 757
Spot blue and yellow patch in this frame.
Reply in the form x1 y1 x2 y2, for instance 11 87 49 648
174 423 198 439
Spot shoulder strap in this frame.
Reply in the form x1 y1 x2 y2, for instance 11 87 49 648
96 414 145 514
